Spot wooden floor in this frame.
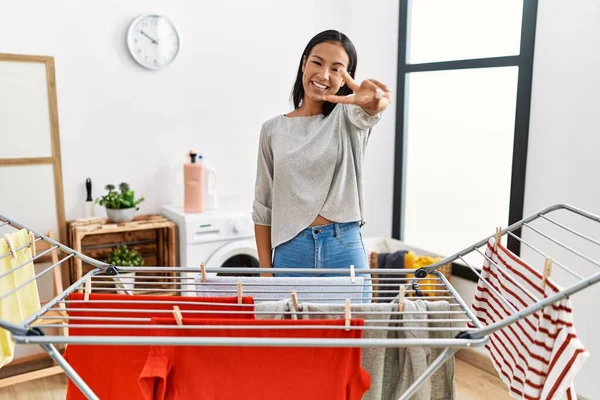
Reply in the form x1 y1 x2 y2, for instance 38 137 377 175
0 358 510 400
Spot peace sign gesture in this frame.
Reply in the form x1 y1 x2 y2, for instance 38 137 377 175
323 69 392 115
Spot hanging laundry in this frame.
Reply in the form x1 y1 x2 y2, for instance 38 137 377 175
65 294 255 400
381 300 457 400
299 301 457 400
0 229 41 367
138 317 370 400
469 238 589 399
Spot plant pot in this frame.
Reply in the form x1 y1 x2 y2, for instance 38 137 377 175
105 207 136 223
114 271 136 294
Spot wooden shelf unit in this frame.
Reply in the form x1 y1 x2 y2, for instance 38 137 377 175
66 214 178 295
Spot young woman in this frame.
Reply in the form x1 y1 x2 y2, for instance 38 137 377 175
252 29 391 282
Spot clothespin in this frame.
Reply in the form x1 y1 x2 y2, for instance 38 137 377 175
350 264 356 283
398 286 406 312
29 231 36 257
291 290 299 312
200 262 207 283
344 298 351 331
84 276 92 301
3 234 16 259
237 281 243 304
494 227 502 252
542 258 552 290
172 306 183 326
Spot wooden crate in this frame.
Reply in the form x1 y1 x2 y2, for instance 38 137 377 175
66 214 178 295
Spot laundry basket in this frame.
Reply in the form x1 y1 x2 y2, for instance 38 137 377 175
363 237 452 299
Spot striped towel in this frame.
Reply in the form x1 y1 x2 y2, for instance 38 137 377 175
469 238 589 400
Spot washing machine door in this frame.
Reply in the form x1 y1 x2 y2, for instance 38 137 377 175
205 239 260 277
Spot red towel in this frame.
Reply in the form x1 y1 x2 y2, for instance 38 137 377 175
65 293 255 400
139 317 370 400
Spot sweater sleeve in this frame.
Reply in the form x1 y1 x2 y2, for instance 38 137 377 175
344 104 383 131
252 124 274 226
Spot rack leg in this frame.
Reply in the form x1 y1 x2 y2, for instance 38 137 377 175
40 343 99 400
397 347 457 400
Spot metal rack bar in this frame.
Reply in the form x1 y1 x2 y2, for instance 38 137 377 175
0 240 44 262
0 254 75 301
469 270 600 339
418 203 600 275
457 255 518 314
14 335 487 348
41 343 99 400
505 230 582 279
539 214 600 247
524 222 600 269
2 203 600 400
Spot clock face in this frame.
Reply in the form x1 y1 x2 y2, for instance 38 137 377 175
127 14 180 70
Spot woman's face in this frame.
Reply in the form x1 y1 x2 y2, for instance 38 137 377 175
302 41 350 104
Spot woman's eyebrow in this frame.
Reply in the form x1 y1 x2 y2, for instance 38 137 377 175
311 55 346 67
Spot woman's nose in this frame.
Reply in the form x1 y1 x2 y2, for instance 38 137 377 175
318 67 329 81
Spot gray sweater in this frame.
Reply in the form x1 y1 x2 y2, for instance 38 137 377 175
252 104 382 248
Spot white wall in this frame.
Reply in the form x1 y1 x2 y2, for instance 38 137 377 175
0 0 397 239
520 1 600 397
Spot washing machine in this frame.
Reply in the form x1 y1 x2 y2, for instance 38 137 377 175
160 205 259 275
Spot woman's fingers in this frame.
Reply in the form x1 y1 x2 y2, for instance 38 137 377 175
368 78 392 93
323 93 357 104
341 69 361 92
362 80 384 100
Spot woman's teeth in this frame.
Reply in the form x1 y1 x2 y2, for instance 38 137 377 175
312 81 328 90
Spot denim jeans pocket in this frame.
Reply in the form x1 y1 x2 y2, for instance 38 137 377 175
336 225 364 249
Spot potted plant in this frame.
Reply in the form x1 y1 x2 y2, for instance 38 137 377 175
108 245 144 292
96 182 145 223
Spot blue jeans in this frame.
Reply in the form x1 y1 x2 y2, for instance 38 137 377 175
273 221 372 301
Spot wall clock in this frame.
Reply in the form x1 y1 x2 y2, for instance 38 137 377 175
126 14 180 70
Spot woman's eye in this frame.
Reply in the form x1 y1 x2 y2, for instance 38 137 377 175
332 68 339 73
312 61 321 66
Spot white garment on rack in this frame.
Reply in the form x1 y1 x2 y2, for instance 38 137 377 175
470 238 589 400
193 276 366 303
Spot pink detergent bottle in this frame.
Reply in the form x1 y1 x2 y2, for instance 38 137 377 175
183 150 204 213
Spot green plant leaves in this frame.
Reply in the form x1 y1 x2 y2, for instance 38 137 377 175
95 182 145 210
107 245 144 267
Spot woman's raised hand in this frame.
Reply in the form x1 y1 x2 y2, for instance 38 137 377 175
323 69 392 115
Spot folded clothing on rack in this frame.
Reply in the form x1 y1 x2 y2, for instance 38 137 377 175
138 317 370 400
299 300 458 400
191 275 366 303
65 293 256 400
469 239 589 400
0 229 41 368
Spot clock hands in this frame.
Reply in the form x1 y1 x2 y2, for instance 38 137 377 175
140 30 157 44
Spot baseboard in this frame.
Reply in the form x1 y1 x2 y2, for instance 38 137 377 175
0 365 63 388
455 348 497 377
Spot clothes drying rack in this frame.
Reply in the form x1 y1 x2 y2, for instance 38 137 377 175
0 203 599 400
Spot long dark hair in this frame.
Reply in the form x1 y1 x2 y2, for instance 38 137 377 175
291 30 357 117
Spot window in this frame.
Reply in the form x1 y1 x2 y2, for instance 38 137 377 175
393 0 538 275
